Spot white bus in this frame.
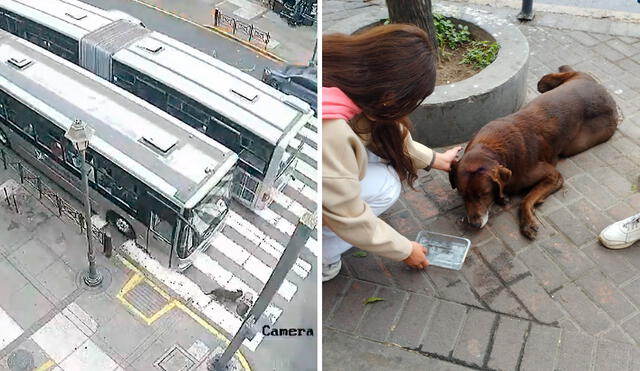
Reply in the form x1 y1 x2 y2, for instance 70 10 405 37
0 30 238 271
0 0 314 210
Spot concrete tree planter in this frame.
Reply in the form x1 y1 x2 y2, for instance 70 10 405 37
326 4 530 147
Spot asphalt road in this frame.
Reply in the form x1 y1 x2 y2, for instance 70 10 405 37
80 0 282 79
535 0 640 13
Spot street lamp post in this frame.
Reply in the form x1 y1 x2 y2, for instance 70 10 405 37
65 119 102 287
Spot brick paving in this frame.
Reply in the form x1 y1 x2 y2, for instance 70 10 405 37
324 1 640 370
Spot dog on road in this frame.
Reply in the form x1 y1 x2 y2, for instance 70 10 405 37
449 65 619 239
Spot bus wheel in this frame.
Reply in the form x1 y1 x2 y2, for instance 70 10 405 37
108 212 135 239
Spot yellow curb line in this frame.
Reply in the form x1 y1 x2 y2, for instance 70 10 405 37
34 360 55 371
127 0 286 63
116 255 252 371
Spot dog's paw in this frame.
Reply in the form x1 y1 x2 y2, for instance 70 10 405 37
521 222 539 240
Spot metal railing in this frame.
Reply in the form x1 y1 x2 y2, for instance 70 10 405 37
1 147 111 249
212 8 271 49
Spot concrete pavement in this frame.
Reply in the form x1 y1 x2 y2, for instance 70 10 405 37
324 1 640 370
128 0 317 65
0 119 318 370
0 172 248 371
79 0 282 79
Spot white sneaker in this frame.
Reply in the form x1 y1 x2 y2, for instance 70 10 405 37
599 213 640 249
322 260 342 282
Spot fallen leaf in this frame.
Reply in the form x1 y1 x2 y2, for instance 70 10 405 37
632 184 638 192
352 251 368 257
363 297 385 305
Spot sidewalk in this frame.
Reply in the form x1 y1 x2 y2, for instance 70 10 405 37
324 2 640 370
131 0 317 65
0 175 248 370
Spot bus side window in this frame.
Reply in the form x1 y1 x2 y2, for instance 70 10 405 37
36 118 65 161
150 211 173 242
66 145 96 183
96 163 115 194
135 77 167 109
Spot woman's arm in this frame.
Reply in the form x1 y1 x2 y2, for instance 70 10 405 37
404 130 461 172
323 119 413 261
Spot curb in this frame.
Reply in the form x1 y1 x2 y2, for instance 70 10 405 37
127 0 286 64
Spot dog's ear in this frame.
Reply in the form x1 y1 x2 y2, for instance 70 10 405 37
449 158 458 189
537 70 578 93
490 165 512 203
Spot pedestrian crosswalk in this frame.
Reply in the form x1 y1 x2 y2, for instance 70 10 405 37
0 307 22 351
120 117 318 352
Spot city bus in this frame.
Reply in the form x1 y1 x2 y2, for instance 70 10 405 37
0 30 238 270
0 0 314 210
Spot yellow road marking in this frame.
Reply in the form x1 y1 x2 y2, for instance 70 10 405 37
116 256 252 370
34 360 55 371
127 0 285 63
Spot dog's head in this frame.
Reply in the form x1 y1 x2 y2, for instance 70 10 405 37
537 65 583 93
449 153 511 228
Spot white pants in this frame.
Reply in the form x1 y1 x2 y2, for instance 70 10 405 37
322 150 402 265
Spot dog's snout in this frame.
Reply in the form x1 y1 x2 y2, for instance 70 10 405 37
467 212 489 229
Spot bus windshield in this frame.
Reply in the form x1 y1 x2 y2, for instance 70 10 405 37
189 170 233 238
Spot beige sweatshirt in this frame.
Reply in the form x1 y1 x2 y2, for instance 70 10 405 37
322 115 435 261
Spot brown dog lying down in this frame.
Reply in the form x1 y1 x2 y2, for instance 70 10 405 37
449 65 618 239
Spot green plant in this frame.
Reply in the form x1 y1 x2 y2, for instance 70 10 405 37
461 40 500 69
433 13 471 52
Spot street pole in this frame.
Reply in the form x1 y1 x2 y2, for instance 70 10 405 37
80 147 102 287
309 38 317 67
210 212 316 370
517 0 534 21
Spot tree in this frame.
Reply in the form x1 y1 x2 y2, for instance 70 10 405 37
386 0 438 55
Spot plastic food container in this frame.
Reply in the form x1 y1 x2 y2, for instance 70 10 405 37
416 231 471 270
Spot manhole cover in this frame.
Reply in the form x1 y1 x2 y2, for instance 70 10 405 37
155 345 196 371
7 349 34 371
124 280 168 317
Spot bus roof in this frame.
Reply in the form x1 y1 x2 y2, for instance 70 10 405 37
0 32 236 205
115 32 311 145
0 0 125 39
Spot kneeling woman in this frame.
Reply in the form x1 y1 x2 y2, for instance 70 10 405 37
322 24 460 281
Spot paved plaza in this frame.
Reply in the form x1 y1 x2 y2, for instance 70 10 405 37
324 1 640 370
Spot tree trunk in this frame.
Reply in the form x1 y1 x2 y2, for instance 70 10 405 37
386 0 438 55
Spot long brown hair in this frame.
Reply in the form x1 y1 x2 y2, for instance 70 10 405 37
323 24 437 186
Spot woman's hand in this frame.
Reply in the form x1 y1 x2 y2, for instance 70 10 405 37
403 241 429 269
432 146 462 172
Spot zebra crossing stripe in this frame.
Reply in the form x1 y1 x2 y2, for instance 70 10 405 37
191 251 234 287
0 306 22 351
273 189 311 219
289 177 317 205
227 211 311 278
207 233 298 301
